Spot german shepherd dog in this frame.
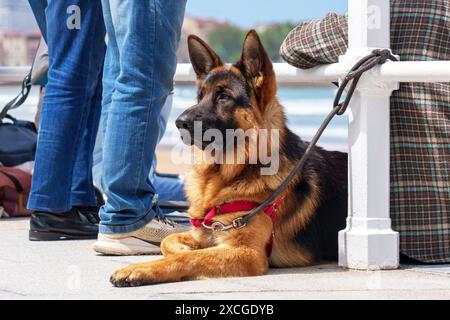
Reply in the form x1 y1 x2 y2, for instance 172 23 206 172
110 30 347 287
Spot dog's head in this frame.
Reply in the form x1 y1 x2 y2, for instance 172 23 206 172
176 30 277 150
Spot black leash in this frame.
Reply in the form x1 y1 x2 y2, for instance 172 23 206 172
234 49 398 228
0 71 32 122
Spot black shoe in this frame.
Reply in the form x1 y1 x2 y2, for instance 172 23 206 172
73 205 101 224
29 208 99 241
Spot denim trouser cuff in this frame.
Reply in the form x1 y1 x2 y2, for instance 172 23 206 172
28 193 71 213
98 208 157 234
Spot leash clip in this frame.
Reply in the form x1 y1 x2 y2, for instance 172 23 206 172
232 217 247 229
203 221 231 232
202 217 247 232
211 221 226 232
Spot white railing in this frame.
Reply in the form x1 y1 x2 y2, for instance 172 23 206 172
2 60 450 85
0 66 30 85
1 0 449 271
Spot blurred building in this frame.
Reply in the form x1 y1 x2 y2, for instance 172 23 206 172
177 16 229 63
0 0 39 65
0 31 41 66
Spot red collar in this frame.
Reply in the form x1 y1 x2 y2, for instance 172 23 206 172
190 198 282 228
190 198 284 257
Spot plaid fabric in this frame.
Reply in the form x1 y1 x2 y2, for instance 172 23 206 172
280 0 450 263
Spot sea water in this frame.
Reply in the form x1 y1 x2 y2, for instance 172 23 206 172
1 85 347 152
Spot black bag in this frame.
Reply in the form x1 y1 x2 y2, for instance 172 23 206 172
0 72 37 167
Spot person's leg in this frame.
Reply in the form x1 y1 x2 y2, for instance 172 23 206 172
152 172 186 202
28 0 107 241
147 92 186 202
28 0 105 213
29 0 105 205
28 0 47 40
70 66 104 209
93 91 187 203
92 114 104 191
99 0 186 233
92 0 120 194
70 3 106 208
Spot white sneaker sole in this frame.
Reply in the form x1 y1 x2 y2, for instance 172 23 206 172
93 234 162 256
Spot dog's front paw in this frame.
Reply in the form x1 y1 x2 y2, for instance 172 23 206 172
110 265 158 287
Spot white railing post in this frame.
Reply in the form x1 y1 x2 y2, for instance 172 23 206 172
338 0 399 270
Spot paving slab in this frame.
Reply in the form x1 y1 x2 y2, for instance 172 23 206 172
0 219 449 300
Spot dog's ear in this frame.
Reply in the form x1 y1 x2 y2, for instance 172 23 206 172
237 30 276 109
188 35 224 81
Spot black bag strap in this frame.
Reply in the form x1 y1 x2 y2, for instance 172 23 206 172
0 114 17 124
0 71 32 122
0 170 24 193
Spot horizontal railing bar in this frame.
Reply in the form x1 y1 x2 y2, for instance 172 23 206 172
175 63 344 84
1 61 449 85
0 66 30 85
376 61 450 83
175 61 450 84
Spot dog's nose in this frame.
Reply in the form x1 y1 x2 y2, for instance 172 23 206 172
176 113 191 130
176 109 204 131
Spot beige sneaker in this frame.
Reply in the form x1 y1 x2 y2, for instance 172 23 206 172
92 215 190 255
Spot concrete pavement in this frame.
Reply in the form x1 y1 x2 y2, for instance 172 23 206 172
0 218 449 300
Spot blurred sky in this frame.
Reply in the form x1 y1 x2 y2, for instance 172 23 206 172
186 0 348 27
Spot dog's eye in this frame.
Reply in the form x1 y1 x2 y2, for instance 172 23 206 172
216 93 230 104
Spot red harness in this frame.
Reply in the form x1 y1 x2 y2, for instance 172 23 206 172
190 198 284 257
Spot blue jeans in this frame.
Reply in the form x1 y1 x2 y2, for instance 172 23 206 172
99 0 186 233
28 0 106 212
92 93 186 203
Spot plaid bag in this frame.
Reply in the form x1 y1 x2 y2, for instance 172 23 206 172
280 0 450 263
0 166 32 217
